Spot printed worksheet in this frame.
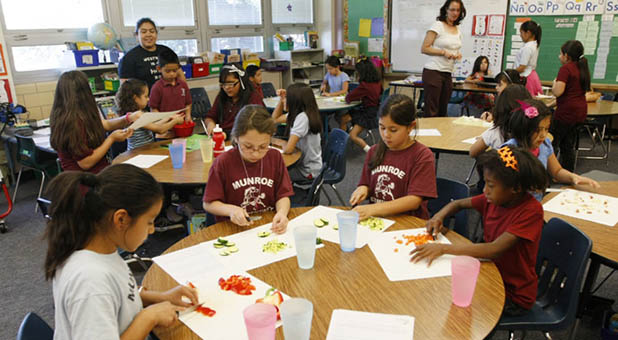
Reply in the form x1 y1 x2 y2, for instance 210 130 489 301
152 242 225 284
543 189 618 227
122 155 168 168
326 309 415 340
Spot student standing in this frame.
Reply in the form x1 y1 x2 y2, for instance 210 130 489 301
421 0 465 117
349 94 437 220
550 40 590 172
514 20 543 96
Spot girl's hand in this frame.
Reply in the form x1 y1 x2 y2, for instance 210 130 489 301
230 206 251 226
352 204 374 221
425 217 445 238
276 89 286 98
271 212 289 234
573 174 601 189
480 111 493 122
410 243 445 266
206 122 215 135
144 301 183 328
110 128 133 142
161 285 199 307
173 114 185 125
444 50 457 59
128 110 143 123
349 186 368 206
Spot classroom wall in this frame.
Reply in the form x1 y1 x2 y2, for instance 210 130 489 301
14 82 56 120
316 1 334 55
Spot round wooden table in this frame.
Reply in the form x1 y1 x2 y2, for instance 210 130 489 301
416 117 489 155
113 138 301 185
587 100 618 117
143 207 505 340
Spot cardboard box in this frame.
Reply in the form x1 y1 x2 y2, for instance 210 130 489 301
226 54 241 63
243 59 261 69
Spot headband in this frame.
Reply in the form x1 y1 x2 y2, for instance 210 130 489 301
223 64 245 90
500 71 513 84
515 99 539 119
497 146 519 172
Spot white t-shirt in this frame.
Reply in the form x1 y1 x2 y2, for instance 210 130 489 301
515 41 538 77
423 21 463 73
481 126 505 149
53 250 143 340
290 112 322 178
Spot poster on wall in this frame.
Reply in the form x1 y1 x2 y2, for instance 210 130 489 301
0 44 7 76
0 79 13 103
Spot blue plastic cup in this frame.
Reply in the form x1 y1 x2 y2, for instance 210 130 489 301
169 143 184 169
337 211 359 252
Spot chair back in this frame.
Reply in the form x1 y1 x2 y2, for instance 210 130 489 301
305 167 327 206
56 158 63 173
15 134 40 168
322 128 349 184
534 218 591 327
17 312 54 340
427 178 470 238
349 82 359 92
37 197 51 221
190 87 212 120
261 82 277 98
380 87 390 103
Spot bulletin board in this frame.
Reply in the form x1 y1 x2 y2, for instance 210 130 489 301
344 0 387 57
503 14 618 84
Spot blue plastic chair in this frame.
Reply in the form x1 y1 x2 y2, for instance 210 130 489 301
261 82 277 98
427 178 470 239
17 312 53 340
496 218 592 340
321 128 349 206
190 87 212 120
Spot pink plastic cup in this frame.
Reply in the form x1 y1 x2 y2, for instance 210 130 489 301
451 256 481 307
172 138 186 163
243 303 276 340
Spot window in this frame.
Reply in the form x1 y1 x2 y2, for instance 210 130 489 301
211 36 264 53
0 0 104 30
11 45 68 72
271 0 312 24
207 0 262 26
159 39 199 56
121 0 195 27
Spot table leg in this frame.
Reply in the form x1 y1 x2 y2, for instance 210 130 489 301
568 253 603 340
2 139 16 185
434 152 440 174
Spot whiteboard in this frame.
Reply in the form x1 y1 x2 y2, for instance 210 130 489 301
390 0 509 76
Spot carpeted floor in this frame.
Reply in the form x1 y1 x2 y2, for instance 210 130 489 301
1 125 616 340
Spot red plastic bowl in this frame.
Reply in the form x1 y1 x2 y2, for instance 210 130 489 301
173 121 195 138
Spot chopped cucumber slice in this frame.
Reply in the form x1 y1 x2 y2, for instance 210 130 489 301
213 243 225 248
217 237 228 244
332 224 339 230
257 231 271 238
314 218 328 228
219 250 230 256
225 242 236 247
228 246 239 253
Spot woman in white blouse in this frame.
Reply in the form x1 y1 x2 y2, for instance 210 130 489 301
421 0 466 117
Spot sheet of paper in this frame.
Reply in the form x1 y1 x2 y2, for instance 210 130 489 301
35 127 51 135
180 271 287 340
410 129 441 137
543 189 618 227
202 223 324 272
326 309 415 340
369 228 453 281
152 243 225 284
452 116 492 128
32 136 50 146
371 17 384 36
122 155 168 168
461 136 479 144
359 18 371 38
368 38 383 53
128 109 183 130
289 206 396 248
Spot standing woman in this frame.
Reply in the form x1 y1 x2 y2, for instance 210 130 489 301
118 18 185 89
421 0 465 117
514 20 543 96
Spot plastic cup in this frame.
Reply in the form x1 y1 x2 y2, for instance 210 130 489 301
199 137 213 163
451 256 481 307
169 143 184 169
243 303 276 340
280 298 313 340
337 211 359 252
172 138 186 163
293 225 317 269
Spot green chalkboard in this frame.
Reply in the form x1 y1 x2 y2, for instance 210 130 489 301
346 0 384 56
503 15 618 85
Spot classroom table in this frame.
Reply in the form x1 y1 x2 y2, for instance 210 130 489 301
112 138 301 185
580 100 618 162
142 207 506 340
390 80 497 111
542 182 618 339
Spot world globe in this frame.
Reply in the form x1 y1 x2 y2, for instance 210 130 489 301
87 23 118 50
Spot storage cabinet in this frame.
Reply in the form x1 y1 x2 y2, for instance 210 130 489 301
274 49 324 89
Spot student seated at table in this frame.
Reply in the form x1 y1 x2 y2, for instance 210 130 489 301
45 164 198 339
205 64 264 137
203 105 294 233
246 64 264 100
320 55 349 97
349 94 437 220
116 79 184 150
463 56 494 115
271 83 323 185
502 98 599 201
480 69 524 122
411 146 547 317
51 71 139 174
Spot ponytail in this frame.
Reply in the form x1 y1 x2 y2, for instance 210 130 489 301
521 20 542 47
561 40 590 91
44 164 163 280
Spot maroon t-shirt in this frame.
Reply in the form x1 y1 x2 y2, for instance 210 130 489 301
346 81 382 108
555 61 587 124
57 148 109 174
203 147 294 222
471 193 543 309
149 78 192 113
358 142 437 219
206 90 265 131
255 84 264 100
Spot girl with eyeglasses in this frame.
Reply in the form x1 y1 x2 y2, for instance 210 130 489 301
204 64 265 137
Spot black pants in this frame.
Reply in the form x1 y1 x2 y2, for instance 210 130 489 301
550 118 578 172
422 68 453 117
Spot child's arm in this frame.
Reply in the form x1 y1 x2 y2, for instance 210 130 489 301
325 81 349 97
120 302 182 340
552 79 566 97
203 200 251 227
140 285 198 307
184 104 193 122
282 134 299 154
102 111 141 131
464 73 480 83
143 115 184 134
469 137 489 158
425 197 472 237
352 195 423 220
547 154 600 188
271 90 287 124
77 129 133 170
271 197 291 234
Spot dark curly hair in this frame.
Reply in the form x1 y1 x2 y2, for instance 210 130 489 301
437 0 466 26
115 79 148 114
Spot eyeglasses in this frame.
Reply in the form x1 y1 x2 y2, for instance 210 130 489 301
220 81 240 89
239 143 270 153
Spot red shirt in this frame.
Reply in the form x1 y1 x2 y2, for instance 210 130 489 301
555 62 587 124
203 147 294 222
358 142 437 219
206 90 265 131
471 193 544 309
346 81 382 108
255 84 264 100
58 149 109 174
149 78 192 112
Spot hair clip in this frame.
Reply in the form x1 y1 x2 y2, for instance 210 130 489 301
497 146 519 172
516 99 539 119
223 64 245 90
